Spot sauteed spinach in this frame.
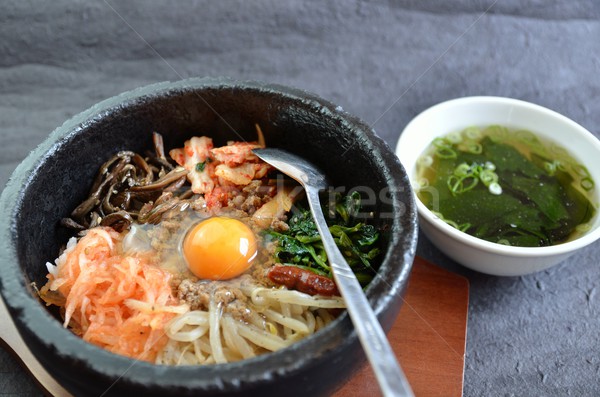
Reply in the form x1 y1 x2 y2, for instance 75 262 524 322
266 192 381 287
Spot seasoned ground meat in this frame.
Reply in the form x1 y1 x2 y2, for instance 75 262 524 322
190 196 207 212
178 279 210 310
241 195 263 214
177 278 254 321
270 219 289 232
239 180 276 215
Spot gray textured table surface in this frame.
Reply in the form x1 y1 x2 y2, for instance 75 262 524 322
2 1 600 396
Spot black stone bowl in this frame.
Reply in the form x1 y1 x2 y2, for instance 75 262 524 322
0 78 417 397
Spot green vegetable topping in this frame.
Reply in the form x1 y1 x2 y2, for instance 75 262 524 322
266 191 381 287
445 161 501 196
433 137 457 159
195 162 206 172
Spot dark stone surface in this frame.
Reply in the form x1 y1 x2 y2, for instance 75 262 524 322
1 1 599 396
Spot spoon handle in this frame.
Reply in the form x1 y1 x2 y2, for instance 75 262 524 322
305 187 414 397
0 296 72 397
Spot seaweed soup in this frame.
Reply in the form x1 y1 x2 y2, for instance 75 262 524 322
416 125 597 247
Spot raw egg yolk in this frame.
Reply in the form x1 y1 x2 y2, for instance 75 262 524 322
182 217 257 280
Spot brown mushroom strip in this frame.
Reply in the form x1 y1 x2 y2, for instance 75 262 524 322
89 212 101 229
179 189 195 200
70 195 100 223
102 184 121 215
89 152 135 195
131 153 154 186
153 131 167 161
61 133 197 232
142 198 182 225
71 156 130 222
60 217 85 231
164 175 188 192
130 168 188 192
100 211 135 232
146 132 175 172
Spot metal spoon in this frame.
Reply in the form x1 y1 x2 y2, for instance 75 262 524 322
253 148 414 397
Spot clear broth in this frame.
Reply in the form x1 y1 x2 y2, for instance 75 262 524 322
416 125 597 247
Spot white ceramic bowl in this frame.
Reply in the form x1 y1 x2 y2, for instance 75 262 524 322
395 96 600 276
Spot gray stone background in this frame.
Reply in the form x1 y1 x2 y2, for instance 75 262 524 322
1 1 600 395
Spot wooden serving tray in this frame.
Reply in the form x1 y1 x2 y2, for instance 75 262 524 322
334 257 470 396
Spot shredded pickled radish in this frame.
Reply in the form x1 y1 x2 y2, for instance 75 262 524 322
40 227 188 362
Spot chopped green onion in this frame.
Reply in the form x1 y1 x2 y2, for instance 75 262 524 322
418 155 434 167
544 161 557 176
446 132 462 144
432 137 448 148
444 219 460 228
488 182 502 195
459 141 483 154
463 127 481 140
433 138 457 159
515 129 539 145
479 169 498 186
573 164 591 178
431 211 444 220
448 162 500 195
446 175 460 193
431 211 470 233
581 177 594 191
454 163 471 177
448 175 479 195
458 223 471 232
415 177 429 189
435 147 457 159
550 143 568 157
